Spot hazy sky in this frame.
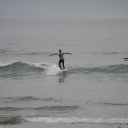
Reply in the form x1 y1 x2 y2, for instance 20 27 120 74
0 0 128 19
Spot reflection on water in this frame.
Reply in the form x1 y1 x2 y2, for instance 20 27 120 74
58 72 66 83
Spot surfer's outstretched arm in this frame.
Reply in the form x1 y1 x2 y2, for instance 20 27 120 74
50 53 57 56
65 52 72 55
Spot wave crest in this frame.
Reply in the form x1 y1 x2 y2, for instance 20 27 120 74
0 61 47 77
0 61 128 78
0 61 45 72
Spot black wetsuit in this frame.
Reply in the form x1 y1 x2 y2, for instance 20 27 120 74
56 52 65 69
59 59 65 69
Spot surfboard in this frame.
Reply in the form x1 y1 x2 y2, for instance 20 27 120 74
60 68 67 72
60 68 67 71
46 65 67 75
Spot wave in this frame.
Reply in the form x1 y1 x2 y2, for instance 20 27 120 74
84 101 128 107
25 117 128 125
0 116 128 125
0 61 45 72
2 96 128 107
22 52 50 56
1 96 61 103
0 107 26 111
32 106 79 111
0 61 128 78
69 64 128 74
0 61 67 76
100 102 128 106
0 116 22 125
0 106 79 112
1 101 128 112
0 49 49 56
0 61 46 77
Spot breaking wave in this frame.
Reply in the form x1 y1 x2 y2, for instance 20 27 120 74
25 117 128 125
0 61 45 72
0 61 128 78
0 116 128 125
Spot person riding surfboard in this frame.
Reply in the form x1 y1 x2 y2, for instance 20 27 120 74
50 49 72 69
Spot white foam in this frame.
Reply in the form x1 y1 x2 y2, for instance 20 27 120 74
27 62 48 69
25 117 128 124
45 63 66 75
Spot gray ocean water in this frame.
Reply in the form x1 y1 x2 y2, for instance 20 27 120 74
0 19 128 128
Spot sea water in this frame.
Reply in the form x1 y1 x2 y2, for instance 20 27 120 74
0 19 128 128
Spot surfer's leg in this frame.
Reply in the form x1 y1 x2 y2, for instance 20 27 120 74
62 60 65 69
59 60 62 69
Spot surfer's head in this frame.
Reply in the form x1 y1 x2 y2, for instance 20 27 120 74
59 49 62 53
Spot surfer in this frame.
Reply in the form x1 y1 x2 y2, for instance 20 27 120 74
50 49 72 69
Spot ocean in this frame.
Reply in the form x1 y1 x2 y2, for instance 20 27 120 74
0 19 128 128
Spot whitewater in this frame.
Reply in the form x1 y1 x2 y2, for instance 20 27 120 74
0 19 128 128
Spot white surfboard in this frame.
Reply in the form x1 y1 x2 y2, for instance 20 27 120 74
46 64 67 75
60 68 67 71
